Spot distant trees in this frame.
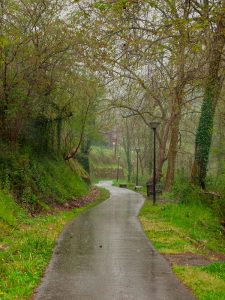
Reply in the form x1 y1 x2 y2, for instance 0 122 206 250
1 0 225 189
72 0 225 190
0 0 103 165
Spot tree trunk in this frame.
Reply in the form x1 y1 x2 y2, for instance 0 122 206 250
216 112 224 177
191 8 225 188
161 0 189 189
79 137 91 174
122 118 132 182
146 121 169 184
64 101 91 160
0 61 9 140
56 117 62 152
191 82 223 188
164 114 181 191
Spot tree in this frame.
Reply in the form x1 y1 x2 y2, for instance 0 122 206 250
73 0 208 188
0 0 104 167
191 0 225 188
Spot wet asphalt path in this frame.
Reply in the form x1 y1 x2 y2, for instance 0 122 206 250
35 181 195 300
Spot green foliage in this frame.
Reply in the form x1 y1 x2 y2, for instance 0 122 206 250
0 148 89 212
93 0 132 12
93 1 111 11
89 146 123 180
22 186 38 205
171 172 202 205
171 172 225 220
90 146 115 167
25 117 52 154
204 174 225 220
41 157 89 202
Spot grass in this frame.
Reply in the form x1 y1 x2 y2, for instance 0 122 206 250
90 147 117 171
90 146 128 181
0 187 109 300
173 265 225 300
40 157 88 202
112 179 147 193
113 179 134 188
0 190 26 226
139 201 225 254
139 200 225 299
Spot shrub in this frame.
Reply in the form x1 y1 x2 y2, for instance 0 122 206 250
172 172 202 205
0 148 89 212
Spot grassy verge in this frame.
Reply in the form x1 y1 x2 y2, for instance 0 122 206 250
0 187 109 300
113 179 135 188
174 264 225 300
139 200 225 299
113 179 148 195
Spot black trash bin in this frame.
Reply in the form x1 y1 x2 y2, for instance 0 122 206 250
146 182 153 197
146 182 163 197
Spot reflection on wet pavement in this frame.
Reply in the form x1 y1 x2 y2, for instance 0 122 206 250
35 181 195 300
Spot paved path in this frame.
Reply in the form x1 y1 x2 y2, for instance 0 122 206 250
35 181 195 300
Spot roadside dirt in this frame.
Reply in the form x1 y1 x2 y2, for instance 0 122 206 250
53 187 101 211
28 187 101 216
163 252 225 266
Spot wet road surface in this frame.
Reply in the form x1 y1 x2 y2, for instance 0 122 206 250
35 181 195 300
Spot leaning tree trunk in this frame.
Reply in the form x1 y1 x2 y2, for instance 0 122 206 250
0 61 9 141
122 118 132 182
56 117 62 152
146 121 169 185
155 121 170 182
191 9 225 188
163 0 189 191
164 113 181 191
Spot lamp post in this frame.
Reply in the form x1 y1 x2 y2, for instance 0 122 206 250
135 147 140 187
112 140 117 158
149 121 160 205
117 155 120 182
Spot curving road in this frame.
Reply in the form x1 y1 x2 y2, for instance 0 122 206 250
35 181 195 300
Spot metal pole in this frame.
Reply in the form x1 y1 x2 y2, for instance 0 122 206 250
112 142 115 158
153 128 156 205
117 156 120 182
136 150 139 186
114 140 117 158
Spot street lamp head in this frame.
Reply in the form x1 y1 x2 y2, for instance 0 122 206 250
118 155 120 159
135 147 140 153
149 121 161 129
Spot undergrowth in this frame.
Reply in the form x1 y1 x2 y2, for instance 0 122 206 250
171 172 225 220
90 146 125 181
0 150 89 213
